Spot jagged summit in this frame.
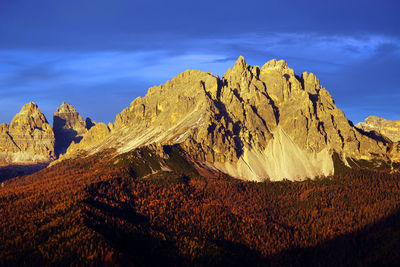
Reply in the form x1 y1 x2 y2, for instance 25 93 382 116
0 101 93 164
0 59 392 180
55 102 78 114
58 57 395 181
53 102 91 156
11 102 50 128
19 101 39 112
356 116 400 142
0 102 55 165
232 55 247 71
230 56 291 73
261 58 289 70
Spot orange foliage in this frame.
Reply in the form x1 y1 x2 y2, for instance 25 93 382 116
0 151 400 265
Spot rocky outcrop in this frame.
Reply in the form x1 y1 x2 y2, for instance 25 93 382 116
356 116 400 142
0 102 55 165
65 122 110 156
355 116 400 166
60 57 394 181
53 102 91 156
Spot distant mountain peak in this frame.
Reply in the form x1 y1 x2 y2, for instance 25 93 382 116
356 116 400 142
53 102 90 156
15 102 43 119
21 101 38 110
0 102 54 165
55 102 78 113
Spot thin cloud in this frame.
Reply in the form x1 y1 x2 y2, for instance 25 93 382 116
0 32 399 124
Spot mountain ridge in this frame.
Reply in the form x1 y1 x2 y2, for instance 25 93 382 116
356 116 400 142
56 56 397 181
0 57 398 180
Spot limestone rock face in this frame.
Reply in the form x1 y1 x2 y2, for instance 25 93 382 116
356 116 400 142
65 122 110 156
53 102 90 156
62 57 393 181
0 102 55 165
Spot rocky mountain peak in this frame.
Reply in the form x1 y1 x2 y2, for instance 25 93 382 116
10 102 51 131
260 59 295 78
261 59 288 70
223 56 255 82
20 101 38 112
53 102 89 156
356 116 400 142
232 55 247 71
0 102 55 165
365 116 387 125
57 58 394 181
56 102 78 114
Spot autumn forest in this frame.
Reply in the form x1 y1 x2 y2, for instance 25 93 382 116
0 147 400 266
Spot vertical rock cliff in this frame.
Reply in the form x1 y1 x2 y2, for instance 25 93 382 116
53 102 91 156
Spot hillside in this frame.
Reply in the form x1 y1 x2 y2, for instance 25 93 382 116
1 148 400 265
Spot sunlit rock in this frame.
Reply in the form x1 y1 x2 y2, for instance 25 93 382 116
59 57 395 180
0 102 55 165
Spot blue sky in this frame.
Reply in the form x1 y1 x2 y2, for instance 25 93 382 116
0 0 399 125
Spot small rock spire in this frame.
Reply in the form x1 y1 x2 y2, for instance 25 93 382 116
232 55 247 72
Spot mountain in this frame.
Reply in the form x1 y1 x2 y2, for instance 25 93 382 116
0 57 396 180
355 116 400 164
0 102 55 165
59 56 394 181
0 102 90 168
1 57 400 265
53 102 92 156
356 116 400 142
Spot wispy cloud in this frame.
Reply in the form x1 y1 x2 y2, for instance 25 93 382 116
0 32 399 124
